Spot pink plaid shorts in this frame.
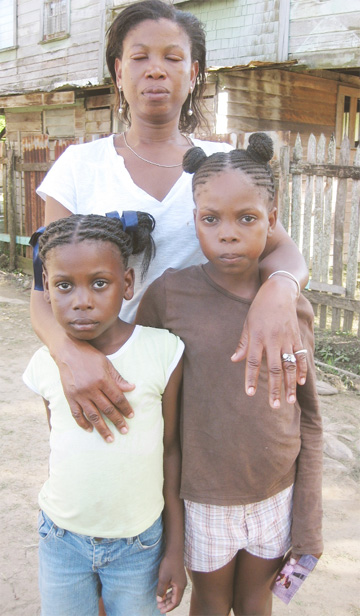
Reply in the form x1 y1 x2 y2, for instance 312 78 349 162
184 485 293 572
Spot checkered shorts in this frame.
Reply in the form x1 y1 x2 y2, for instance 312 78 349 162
184 485 293 572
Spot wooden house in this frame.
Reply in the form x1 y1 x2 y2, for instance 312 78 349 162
0 0 359 257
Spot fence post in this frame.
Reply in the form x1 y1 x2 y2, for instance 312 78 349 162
291 134 302 246
322 134 336 284
344 144 360 333
302 134 315 267
279 144 290 232
6 145 16 271
312 134 326 285
332 136 350 331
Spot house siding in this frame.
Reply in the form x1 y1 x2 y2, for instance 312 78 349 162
0 0 103 95
289 0 360 68
177 0 281 66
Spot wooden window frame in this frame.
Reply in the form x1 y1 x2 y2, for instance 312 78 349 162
42 0 70 43
336 85 360 149
0 0 17 51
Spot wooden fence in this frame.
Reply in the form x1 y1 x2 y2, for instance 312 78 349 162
277 133 360 336
1 132 359 335
0 135 78 267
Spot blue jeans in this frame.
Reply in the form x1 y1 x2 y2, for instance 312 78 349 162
38 510 164 616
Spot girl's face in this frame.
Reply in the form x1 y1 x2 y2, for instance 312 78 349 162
194 170 277 282
43 240 134 351
115 18 198 123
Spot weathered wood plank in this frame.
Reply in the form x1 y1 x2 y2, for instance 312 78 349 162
0 92 75 108
315 135 336 329
303 290 360 314
291 134 302 246
86 94 112 109
343 145 360 331
307 280 345 295
16 163 52 172
225 100 335 126
279 145 290 231
290 163 360 180
302 134 315 267
312 134 326 282
322 134 336 282
332 137 350 331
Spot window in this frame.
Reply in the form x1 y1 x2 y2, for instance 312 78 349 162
336 86 360 149
42 0 70 42
0 0 16 50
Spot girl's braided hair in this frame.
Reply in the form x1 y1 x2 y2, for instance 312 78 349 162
183 132 275 204
39 212 156 279
106 0 207 133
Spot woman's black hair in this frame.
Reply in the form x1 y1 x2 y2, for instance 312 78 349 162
183 132 276 204
106 0 207 133
39 212 156 280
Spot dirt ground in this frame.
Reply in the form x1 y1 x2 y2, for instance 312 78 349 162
0 271 359 616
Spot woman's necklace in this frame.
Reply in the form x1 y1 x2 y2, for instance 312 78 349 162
122 132 193 169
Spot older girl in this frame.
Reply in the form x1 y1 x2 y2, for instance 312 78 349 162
137 134 323 616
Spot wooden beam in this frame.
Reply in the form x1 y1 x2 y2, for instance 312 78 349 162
0 91 75 109
15 162 53 172
290 163 360 180
303 290 360 314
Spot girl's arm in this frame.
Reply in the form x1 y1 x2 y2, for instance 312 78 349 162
289 303 323 558
232 219 309 409
30 196 135 442
156 358 187 614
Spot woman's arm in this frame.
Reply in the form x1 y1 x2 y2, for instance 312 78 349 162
30 196 136 442
232 220 309 408
156 358 187 614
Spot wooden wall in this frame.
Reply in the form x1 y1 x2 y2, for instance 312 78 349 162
0 0 104 95
289 0 360 69
178 0 282 66
3 89 114 155
211 68 359 147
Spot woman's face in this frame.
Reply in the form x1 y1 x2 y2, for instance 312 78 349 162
115 18 198 124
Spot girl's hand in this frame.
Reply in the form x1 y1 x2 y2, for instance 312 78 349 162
55 337 135 442
289 552 322 563
156 554 187 613
231 275 308 409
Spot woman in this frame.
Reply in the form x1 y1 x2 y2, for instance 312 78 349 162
32 0 308 443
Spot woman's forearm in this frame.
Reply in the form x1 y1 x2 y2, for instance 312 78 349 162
259 221 308 290
30 285 135 439
30 286 70 351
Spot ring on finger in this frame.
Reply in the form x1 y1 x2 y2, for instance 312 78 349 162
281 353 297 363
294 349 308 356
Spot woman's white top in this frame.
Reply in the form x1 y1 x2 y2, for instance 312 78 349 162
37 135 232 322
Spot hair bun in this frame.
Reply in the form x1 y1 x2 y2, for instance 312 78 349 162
183 146 208 174
247 133 274 164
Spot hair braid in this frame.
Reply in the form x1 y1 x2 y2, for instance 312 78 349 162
39 212 156 279
183 133 275 203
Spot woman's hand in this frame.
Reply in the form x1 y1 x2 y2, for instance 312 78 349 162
231 275 308 408
55 337 135 442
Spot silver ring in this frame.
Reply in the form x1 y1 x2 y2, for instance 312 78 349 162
294 349 308 356
281 353 296 363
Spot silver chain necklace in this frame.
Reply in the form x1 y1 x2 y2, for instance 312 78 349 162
122 132 193 168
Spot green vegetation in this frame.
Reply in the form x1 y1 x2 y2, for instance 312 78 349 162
315 328 360 381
